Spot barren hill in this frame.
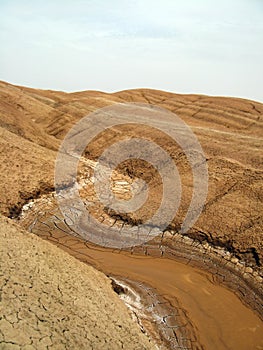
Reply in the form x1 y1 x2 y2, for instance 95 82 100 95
1 80 262 266
1 80 263 349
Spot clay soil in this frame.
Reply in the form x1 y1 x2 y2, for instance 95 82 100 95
0 80 263 349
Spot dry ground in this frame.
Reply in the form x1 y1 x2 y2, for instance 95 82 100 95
1 80 262 266
0 215 155 350
0 80 263 349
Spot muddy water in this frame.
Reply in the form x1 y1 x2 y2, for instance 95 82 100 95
58 243 263 350
19 204 263 350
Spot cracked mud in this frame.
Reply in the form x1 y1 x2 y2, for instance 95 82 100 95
0 217 156 350
15 158 263 350
1 81 263 349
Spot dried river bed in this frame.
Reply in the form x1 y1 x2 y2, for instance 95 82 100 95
17 196 263 350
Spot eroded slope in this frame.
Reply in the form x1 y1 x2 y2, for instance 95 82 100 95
0 216 155 350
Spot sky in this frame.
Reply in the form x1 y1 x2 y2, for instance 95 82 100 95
0 0 262 102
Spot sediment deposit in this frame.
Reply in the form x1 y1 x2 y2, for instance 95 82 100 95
1 80 263 349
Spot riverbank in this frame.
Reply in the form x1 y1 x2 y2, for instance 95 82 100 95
17 199 263 350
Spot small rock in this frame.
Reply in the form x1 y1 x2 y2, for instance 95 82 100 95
244 267 253 274
236 262 243 269
231 257 239 264
243 273 250 279
255 276 262 283
183 236 192 243
203 243 209 249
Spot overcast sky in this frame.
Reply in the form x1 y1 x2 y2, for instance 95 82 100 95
0 0 262 102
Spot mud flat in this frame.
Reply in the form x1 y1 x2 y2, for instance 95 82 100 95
18 197 263 350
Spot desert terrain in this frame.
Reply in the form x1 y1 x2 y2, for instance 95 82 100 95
0 80 263 349
0 216 156 349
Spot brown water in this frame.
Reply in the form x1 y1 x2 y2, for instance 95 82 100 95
65 244 263 350
25 225 263 349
